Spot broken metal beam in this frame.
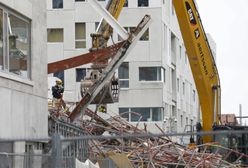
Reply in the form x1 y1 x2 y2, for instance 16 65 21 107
69 15 152 122
47 41 124 74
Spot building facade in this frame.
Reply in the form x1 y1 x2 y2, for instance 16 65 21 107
47 0 205 141
0 0 47 165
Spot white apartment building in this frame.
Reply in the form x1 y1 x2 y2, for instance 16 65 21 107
47 0 206 138
0 0 47 166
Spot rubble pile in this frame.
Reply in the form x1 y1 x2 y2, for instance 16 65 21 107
75 109 246 168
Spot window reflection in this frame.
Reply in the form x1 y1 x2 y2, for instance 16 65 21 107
119 107 163 122
8 14 30 78
47 29 63 42
53 0 63 9
139 67 162 81
75 23 86 48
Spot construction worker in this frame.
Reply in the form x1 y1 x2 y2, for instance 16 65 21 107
98 104 107 113
52 79 68 112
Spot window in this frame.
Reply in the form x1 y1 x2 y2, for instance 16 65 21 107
131 108 150 121
177 78 179 92
152 108 162 121
47 29 63 42
119 107 162 122
76 68 86 82
193 89 196 102
172 106 176 117
180 115 183 127
172 69 176 91
171 33 176 55
118 62 129 88
119 108 129 121
53 0 63 9
139 67 162 81
140 29 149 41
95 22 100 31
54 70 64 85
8 14 31 78
0 8 31 78
124 0 128 7
163 68 166 83
75 23 86 48
183 82 185 95
138 0 149 7
179 46 182 59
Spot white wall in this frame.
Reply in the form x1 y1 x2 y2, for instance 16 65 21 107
0 0 48 139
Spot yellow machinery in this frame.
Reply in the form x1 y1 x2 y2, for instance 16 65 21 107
173 0 221 143
90 0 125 50
173 3 248 163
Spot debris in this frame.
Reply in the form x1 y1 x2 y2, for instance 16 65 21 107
76 159 99 168
78 108 248 167
49 104 248 167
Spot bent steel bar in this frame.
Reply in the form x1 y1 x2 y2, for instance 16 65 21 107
47 41 125 74
69 15 152 121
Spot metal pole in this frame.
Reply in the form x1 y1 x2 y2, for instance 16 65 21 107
239 104 242 125
51 134 62 168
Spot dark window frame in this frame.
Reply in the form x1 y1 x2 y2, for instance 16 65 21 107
138 0 149 7
139 67 162 82
118 62 129 88
119 107 163 122
76 68 86 82
75 22 86 49
0 6 32 79
124 0 128 7
53 0 63 9
47 28 64 43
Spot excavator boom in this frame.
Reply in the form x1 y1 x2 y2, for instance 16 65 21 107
173 0 221 143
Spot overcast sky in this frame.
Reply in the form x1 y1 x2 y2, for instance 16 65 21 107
195 0 248 121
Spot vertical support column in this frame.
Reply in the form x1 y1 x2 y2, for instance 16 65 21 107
51 134 62 168
239 104 242 125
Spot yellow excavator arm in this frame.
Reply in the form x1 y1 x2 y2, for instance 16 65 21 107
173 0 221 143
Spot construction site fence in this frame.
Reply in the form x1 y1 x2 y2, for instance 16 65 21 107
1 130 248 168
